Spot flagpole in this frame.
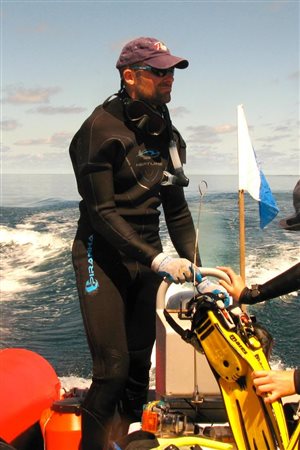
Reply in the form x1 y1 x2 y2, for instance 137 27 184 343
237 105 246 283
238 189 246 282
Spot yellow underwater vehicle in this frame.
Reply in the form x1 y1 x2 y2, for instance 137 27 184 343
152 268 299 450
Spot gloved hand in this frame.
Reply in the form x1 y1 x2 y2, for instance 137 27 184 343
196 276 233 308
151 253 194 284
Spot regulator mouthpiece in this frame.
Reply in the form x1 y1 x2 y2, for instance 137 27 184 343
162 168 189 187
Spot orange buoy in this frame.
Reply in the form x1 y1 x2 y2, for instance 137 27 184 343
0 348 61 444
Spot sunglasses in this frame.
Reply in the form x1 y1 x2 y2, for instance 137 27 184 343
130 65 175 78
124 99 166 136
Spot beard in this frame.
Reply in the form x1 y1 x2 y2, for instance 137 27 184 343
138 90 171 106
153 90 171 105
134 78 172 106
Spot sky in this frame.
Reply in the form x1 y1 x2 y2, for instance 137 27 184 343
1 0 299 175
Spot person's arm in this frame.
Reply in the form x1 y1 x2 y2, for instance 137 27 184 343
218 263 300 304
251 369 299 403
247 263 300 304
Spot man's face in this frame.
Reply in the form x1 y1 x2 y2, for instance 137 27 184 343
125 66 175 106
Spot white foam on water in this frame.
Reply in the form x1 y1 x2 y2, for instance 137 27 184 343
59 375 92 391
0 224 68 299
245 243 299 286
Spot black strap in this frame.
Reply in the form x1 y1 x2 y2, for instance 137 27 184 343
163 309 202 352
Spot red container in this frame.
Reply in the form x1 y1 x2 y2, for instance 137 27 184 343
40 398 82 450
0 348 61 444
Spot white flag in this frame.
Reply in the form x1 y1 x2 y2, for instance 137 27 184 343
237 104 279 229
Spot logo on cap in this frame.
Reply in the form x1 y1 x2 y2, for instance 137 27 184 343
154 41 168 52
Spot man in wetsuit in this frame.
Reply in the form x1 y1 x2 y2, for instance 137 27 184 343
69 37 222 450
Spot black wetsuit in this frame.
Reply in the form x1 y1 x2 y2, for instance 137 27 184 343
239 262 300 395
69 94 199 450
239 262 300 305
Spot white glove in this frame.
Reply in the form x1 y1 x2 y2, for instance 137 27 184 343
151 253 194 284
197 277 232 307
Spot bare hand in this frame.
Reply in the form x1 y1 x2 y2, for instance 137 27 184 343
252 369 296 403
216 266 246 302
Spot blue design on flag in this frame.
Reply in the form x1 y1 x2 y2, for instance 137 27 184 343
258 170 279 229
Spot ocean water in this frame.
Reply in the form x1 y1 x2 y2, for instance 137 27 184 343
1 174 299 389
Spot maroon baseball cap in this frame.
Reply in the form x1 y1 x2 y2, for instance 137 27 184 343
116 37 189 70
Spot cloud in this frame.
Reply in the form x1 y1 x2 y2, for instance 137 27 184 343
215 124 236 134
257 145 298 173
15 138 48 146
14 132 73 149
184 141 237 175
273 125 290 133
18 22 50 34
266 0 291 13
186 143 218 158
1 143 10 153
49 132 73 148
3 85 61 104
28 105 87 115
261 119 298 144
186 124 236 143
3 150 72 173
1 119 21 131
288 70 300 80
169 106 189 117
258 134 290 143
